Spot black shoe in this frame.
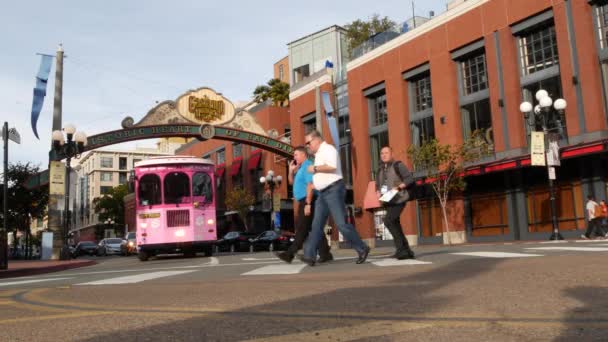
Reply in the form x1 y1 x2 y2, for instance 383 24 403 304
276 251 294 264
318 253 334 263
395 252 415 260
356 246 370 264
300 256 316 267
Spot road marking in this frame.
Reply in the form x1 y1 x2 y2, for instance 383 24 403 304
0 278 72 287
76 270 196 285
451 252 543 258
525 247 608 252
242 264 307 276
539 240 569 244
242 257 278 261
574 239 608 243
371 258 432 267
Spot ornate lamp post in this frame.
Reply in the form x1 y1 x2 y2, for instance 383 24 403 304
52 124 87 259
259 170 282 230
104 217 116 237
520 90 567 240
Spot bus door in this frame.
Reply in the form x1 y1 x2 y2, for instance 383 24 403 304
192 171 216 241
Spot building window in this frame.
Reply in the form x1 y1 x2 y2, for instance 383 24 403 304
119 157 127 170
372 94 388 126
202 154 211 160
119 172 128 184
455 47 493 148
461 54 488 95
367 90 389 177
233 143 242 158
252 169 264 202
593 3 608 120
413 75 433 112
521 76 564 133
100 186 113 195
100 172 113 182
517 25 559 76
302 113 316 135
100 156 113 168
293 64 310 84
217 149 225 165
279 64 285 81
406 67 435 147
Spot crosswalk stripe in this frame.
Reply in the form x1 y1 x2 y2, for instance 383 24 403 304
574 239 608 243
451 252 543 258
76 270 196 285
371 258 432 267
525 247 608 252
0 278 72 287
242 264 307 276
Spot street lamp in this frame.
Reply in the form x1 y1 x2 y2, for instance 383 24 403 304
52 124 87 259
104 217 115 238
520 90 567 240
259 170 282 230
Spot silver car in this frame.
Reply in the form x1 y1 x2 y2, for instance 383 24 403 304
97 238 125 256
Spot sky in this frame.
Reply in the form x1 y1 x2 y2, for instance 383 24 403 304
0 0 448 168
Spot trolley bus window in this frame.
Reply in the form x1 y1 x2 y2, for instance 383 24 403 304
138 174 162 206
192 172 213 204
164 172 191 204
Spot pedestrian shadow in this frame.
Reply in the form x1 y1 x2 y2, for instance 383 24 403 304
553 286 608 341
79 257 503 341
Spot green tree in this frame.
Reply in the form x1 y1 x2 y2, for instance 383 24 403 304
92 184 128 237
224 187 255 230
407 134 491 244
0 162 49 235
253 78 290 106
344 14 397 54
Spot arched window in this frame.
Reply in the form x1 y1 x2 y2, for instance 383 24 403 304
192 172 213 203
138 174 161 206
164 172 190 204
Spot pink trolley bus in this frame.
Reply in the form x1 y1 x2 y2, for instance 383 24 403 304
134 156 216 261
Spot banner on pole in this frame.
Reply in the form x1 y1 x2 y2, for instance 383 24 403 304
530 132 545 166
30 54 54 140
49 161 65 195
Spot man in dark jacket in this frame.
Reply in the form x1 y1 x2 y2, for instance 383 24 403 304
376 146 416 259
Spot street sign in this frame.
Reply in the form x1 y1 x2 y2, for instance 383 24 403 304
530 132 545 166
548 166 556 180
24 169 49 189
273 195 281 212
547 140 560 167
49 161 65 195
1 126 20 144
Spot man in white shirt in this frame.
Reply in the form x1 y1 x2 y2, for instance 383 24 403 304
582 195 605 239
301 130 370 266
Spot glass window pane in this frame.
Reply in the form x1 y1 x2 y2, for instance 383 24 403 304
138 174 161 205
518 25 559 76
192 172 213 203
164 172 191 204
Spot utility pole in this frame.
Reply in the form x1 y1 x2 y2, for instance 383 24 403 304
49 44 64 259
1 122 8 269
412 1 416 28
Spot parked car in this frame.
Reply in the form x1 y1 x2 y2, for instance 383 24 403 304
97 238 124 256
120 232 137 256
71 241 98 257
215 231 257 252
249 230 294 252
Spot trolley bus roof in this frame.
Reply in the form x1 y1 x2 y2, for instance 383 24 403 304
135 156 214 167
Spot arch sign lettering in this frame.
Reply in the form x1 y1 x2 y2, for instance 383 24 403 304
49 87 294 162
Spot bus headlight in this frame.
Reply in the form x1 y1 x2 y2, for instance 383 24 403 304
207 219 214 225
140 222 148 228
175 229 185 237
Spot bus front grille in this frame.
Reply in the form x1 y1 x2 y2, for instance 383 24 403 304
167 210 190 227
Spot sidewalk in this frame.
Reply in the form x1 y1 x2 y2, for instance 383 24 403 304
0 259 97 279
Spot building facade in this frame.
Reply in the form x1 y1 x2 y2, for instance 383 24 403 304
290 0 608 246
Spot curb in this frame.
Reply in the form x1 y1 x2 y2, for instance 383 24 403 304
0 260 97 279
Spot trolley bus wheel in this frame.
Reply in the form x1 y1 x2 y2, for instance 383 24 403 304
138 251 149 261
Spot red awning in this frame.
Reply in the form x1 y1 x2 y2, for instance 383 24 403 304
215 165 226 178
230 158 243 177
247 151 262 170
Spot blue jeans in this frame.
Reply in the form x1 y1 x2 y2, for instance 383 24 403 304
304 180 368 259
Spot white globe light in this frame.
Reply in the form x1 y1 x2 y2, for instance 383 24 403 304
52 130 64 143
519 102 533 113
259 176 266 184
534 105 541 114
74 131 87 144
535 89 548 101
64 124 76 135
267 170 274 177
539 96 553 108
266 175 273 182
554 98 567 111
276 175 283 183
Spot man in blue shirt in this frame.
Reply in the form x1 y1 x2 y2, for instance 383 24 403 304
276 146 332 263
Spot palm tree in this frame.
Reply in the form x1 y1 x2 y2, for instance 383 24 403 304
253 78 290 107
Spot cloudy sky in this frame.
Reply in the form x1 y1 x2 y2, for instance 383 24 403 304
1 0 447 167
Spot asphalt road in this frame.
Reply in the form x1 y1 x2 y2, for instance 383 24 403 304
1 240 607 341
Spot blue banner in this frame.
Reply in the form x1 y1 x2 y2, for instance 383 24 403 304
31 54 54 139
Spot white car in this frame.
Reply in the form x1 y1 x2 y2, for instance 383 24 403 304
97 238 125 256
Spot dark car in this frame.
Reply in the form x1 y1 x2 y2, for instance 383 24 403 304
71 241 98 257
120 232 137 256
249 230 294 252
215 231 256 253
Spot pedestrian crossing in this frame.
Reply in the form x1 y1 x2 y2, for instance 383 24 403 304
2 242 608 288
